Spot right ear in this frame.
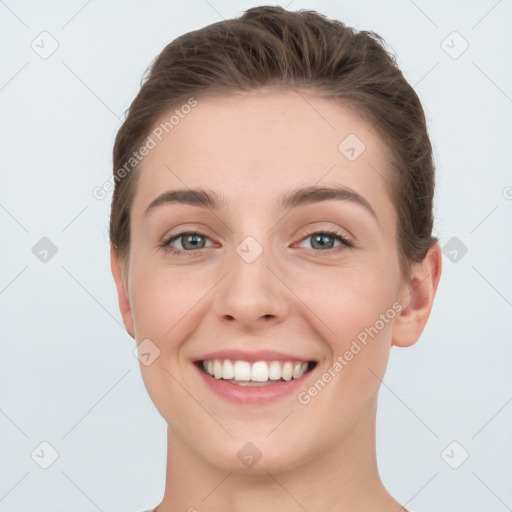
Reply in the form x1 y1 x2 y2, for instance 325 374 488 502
110 246 135 339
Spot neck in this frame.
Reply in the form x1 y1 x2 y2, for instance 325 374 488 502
155 398 404 512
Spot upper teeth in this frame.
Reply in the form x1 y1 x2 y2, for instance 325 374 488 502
202 359 309 382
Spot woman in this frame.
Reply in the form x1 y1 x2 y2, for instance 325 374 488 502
110 5 442 511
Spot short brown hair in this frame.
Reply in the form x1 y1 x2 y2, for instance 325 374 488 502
110 5 438 278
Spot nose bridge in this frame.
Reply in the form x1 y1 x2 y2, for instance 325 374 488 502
214 232 289 325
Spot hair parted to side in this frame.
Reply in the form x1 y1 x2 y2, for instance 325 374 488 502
110 5 438 279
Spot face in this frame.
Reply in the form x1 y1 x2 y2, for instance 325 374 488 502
116 89 414 473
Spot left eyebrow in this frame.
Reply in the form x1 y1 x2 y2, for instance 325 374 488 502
144 185 377 221
278 185 377 221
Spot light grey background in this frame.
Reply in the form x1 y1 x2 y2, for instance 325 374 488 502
1 1 511 511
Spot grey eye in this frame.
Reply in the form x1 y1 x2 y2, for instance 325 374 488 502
179 234 207 250
297 232 344 251
310 233 337 250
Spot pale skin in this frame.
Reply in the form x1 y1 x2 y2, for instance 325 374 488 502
111 88 442 512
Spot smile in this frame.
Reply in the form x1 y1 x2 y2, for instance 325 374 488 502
197 359 317 386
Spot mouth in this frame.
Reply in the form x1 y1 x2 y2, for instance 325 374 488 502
195 359 318 386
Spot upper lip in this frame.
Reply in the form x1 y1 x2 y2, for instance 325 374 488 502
195 349 316 363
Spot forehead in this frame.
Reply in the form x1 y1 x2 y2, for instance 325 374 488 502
131 89 395 220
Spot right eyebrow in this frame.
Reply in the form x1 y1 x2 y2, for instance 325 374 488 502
144 189 225 216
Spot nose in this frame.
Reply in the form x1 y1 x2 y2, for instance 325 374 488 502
212 243 290 331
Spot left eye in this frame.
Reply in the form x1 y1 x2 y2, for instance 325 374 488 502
296 231 352 251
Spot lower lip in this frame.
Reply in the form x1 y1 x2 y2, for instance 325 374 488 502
194 363 315 404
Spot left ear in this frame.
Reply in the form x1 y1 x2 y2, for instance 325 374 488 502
392 243 442 347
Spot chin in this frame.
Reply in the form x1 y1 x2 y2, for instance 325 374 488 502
191 434 316 475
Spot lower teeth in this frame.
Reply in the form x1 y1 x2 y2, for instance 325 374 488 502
228 379 285 386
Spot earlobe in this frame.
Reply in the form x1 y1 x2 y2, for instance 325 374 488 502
392 243 442 348
110 246 135 339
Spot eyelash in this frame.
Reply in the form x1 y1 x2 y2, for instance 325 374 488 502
161 228 354 256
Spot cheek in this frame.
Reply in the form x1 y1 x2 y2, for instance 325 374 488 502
127 261 200 420
128 256 201 339
293 273 397 425
294 262 399 342
291 263 399 398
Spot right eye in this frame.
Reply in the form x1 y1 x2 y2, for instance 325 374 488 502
161 230 214 255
